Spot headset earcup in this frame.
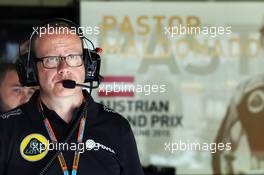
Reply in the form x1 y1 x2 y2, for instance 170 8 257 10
15 53 39 86
83 49 101 83
16 57 28 86
83 48 92 82
29 58 39 86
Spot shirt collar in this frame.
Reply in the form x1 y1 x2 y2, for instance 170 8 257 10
25 89 96 123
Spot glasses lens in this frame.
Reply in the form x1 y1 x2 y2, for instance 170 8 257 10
43 56 60 68
66 55 83 67
40 55 83 68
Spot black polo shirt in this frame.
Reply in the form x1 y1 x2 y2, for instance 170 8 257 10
0 90 144 175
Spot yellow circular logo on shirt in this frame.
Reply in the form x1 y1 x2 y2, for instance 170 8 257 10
20 133 49 162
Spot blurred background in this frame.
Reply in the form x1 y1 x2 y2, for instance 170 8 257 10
1 0 264 174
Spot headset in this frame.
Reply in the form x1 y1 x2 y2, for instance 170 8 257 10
16 18 103 91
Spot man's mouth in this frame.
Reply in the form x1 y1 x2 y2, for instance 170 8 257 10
57 79 73 83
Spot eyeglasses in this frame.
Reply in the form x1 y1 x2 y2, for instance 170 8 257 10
35 54 83 69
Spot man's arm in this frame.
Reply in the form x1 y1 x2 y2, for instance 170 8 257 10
120 120 144 175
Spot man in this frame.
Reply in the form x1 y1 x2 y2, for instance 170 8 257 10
0 62 35 113
0 19 144 175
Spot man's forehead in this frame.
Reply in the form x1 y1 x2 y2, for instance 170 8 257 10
48 37 79 46
34 33 82 54
2 70 20 85
33 26 84 57
36 33 81 43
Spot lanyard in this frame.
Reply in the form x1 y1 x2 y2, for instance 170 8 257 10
38 98 87 175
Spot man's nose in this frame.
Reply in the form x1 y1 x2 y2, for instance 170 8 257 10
57 58 70 74
19 90 30 104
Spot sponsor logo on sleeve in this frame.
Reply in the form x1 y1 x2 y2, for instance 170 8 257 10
0 109 22 119
86 139 116 154
103 105 117 114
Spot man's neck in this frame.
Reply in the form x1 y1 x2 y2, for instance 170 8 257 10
40 91 84 123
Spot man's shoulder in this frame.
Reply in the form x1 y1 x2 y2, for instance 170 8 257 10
0 108 23 120
95 102 129 124
0 101 31 121
0 107 25 135
93 102 132 136
0 91 39 121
